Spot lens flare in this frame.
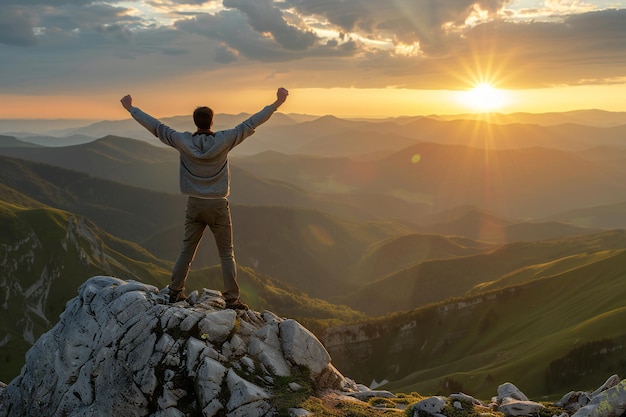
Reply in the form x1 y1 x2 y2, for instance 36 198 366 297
458 83 510 112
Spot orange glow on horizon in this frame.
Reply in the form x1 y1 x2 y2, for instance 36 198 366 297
0 83 625 120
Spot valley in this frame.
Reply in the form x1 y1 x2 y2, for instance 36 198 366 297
1 110 626 398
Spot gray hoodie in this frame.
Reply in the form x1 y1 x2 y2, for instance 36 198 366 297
129 104 279 198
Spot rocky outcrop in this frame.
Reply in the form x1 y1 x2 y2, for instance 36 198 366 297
557 375 626 417
494 382 544 416
0 276 357 417
403 377 626 417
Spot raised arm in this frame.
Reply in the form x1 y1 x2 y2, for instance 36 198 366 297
221 87 290 150
120 94 133 111
273 87 289 108
119 94 171 141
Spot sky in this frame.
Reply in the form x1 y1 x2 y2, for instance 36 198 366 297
0 0 625 119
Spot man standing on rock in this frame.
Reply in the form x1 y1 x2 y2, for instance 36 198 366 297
120 87 289 309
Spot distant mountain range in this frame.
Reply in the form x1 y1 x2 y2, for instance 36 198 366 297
3 108 626 152
5 129 626 221
427 109 626 127
2 110 626 398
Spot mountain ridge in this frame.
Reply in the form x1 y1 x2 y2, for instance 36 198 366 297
3 109 626 403
325 247 626 398
334 229 626 316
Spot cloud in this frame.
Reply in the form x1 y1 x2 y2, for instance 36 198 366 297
223 0 318 50
175 10 291 61
283 0 512 52
175 7 354 62
167 0 220 4
215 44 238 63
0 7 38 46
451 8 626 88
0 0 625 99
4 0 98 5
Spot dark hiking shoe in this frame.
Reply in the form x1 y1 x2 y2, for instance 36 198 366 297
225 299 249 310
169 290 188 304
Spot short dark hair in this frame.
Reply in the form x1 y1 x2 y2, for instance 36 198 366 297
193 106 214 129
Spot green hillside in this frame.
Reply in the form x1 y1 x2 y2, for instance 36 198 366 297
326 248 626 400
4 134 626 402
0 155 420 302
0 154 187 243
0 200 172 382
143 204 417 298
0 135 179 192
337 230 626 315
354 233 495 283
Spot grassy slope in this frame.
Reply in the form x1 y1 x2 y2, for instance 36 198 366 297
0 200 172 382
337 230 626 315
0 154 188 242
353 233 495 283
0 154 423 303
0 135 180 193
4 140 626 400
144 204 417 298
327 248 626 400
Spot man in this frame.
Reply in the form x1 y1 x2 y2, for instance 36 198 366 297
120 87 289 309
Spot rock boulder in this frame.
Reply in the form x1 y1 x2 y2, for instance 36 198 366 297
0 276 356 417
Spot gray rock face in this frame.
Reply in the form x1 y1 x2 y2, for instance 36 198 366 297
571 376 626 417
495 382 544 417
0 276 355 417
415 396 448 414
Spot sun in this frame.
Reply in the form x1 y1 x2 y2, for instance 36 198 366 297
458 82 510 113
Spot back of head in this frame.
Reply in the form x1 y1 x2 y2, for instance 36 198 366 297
193 106 214 130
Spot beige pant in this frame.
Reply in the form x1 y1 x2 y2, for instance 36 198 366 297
169 196 239 301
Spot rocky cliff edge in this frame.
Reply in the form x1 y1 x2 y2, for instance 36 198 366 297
0 276 357 416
